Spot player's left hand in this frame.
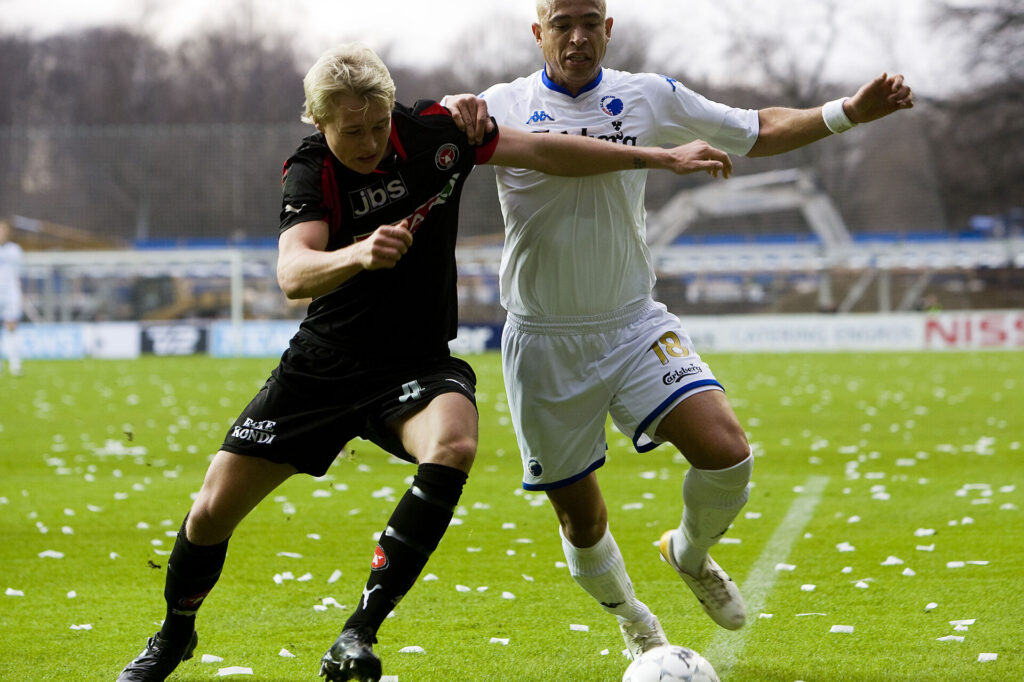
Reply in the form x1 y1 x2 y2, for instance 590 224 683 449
846 72 914 124
444 94 494 145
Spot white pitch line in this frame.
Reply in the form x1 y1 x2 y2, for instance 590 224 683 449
702 474 829 678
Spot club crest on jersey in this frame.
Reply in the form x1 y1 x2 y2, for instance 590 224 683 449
600 96 624 117
371 544 388 571
435 143 459 170
527 458 543 477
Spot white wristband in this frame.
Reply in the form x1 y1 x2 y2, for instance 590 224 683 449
822 97 857 134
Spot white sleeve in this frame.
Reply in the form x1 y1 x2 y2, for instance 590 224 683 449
479 82 516 127
644 73 759 156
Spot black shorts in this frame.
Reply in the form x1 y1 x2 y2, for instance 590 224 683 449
220 333 477 476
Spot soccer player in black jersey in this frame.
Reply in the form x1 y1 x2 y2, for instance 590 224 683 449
116 43 733 682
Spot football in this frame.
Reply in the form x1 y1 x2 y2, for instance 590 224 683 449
621 645 720 682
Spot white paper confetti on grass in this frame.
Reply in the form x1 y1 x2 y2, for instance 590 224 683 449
836 542 856 553
6 588 24 596
327 569 342 583
276 552 303 559
775 563 796 572
800 584 816 592
902 568 916 576
421 573 437 582
70 623 93 630
758 613 773 619
854 581 870 589
202 654 224 663
501 592 516 600
216 666 253 676
490 637 510 645
399 646 425 654
881 556 904 566
829 625 854 634
950 619 976 626
67 590 76 598
455 585 471 592
279 649 295 658
978 653 998 662
925 602 938 611
914 528 936 537
38 550 64 559
570 624 590 632
936 635 964 642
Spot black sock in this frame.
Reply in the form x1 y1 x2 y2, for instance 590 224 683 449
159 517 229 643
344 463 468 636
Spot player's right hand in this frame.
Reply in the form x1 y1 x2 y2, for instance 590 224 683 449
444 94 493 145
358 219 413 270
666 140 733 179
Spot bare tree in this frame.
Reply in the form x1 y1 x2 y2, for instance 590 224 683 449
925 0 1024 233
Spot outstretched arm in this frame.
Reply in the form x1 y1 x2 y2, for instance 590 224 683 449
748 72 914 157
487 127 732 178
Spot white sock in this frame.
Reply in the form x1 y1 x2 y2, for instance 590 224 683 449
5 328 20 373
675 453 753 575
560 525 647 621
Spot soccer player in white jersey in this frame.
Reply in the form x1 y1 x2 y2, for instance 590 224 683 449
0 219 23 376
445 0 914 659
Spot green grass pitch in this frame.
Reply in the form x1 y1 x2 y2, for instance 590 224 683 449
1 351 1021 681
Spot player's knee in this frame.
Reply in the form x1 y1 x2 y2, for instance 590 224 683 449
716 433 751 469
419 434 477 472
186 498 235 545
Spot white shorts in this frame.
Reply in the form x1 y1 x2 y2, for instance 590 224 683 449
0 290 21 324
502 298 723 491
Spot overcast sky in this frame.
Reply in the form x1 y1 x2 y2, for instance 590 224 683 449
0 0 959 94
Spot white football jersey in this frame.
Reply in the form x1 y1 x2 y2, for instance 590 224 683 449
0 241 23 297
481 68 759 317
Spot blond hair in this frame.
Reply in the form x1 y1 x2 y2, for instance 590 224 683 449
301 44 395 126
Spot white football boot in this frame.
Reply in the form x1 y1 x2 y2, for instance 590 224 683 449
659 529 746 630
618 612 669 660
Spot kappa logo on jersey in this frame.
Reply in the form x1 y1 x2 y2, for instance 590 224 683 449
371 544 389 571
230 417 277 445
526 110 556 124
349 175 409 217
600 96 624 117
435 143 459 170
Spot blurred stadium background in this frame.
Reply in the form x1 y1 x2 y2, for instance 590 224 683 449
1 1 1022 358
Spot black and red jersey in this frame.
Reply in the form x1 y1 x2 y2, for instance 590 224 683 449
279 99 498 360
